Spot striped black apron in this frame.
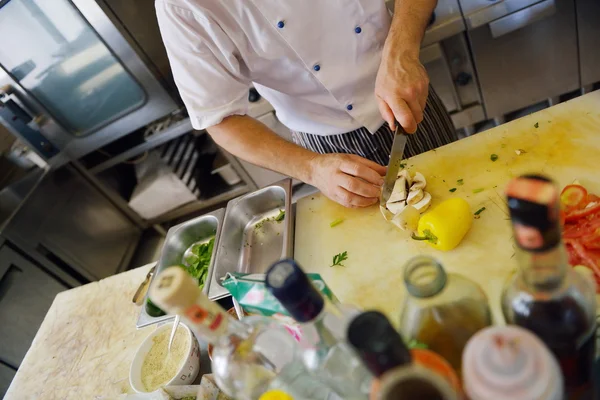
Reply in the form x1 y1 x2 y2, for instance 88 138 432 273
290 87 456 166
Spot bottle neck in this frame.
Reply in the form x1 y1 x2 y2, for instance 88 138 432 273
516 242 567 291
174 294 251 344
308 300 342 349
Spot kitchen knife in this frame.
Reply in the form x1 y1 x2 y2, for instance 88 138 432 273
380 124 408 219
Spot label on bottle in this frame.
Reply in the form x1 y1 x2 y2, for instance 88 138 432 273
183 295 230 337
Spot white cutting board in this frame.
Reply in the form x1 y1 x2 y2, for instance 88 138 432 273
294 91 600 326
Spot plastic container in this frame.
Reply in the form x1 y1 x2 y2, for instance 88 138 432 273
462 326 563 400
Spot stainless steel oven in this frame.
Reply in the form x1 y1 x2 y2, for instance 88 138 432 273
461 0 579 119
388 0 487 133
0 0 177 166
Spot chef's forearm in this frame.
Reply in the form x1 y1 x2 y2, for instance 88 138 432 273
207 115 318 183
387 0 437 58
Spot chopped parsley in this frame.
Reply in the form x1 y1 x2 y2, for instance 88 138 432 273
449 188 457 193
534 122 539 128
331 251 348 267
457 179 464 186
490 154 499 162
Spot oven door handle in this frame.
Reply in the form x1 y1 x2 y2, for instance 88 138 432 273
489 0 556 38
465 0 547 30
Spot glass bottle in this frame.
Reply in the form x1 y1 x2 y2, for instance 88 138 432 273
399 255 492 373
502 175 597 399
265 259 373 399
347 310 462 396
150 266 339 400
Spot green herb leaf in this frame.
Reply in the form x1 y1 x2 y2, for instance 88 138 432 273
534 122 539 128
330 218 344 228
490 154 498 162
275 209 285 222
400 162 407 169
457 179 464 186
473 188 484 194
411 229 438 245
331 251 348 267
474 207 486 216
184 237 215 289
449 188 457 193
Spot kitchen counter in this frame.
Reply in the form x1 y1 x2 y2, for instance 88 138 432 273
4 264 158 399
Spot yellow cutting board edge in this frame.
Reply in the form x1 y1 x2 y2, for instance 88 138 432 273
294 92 600 328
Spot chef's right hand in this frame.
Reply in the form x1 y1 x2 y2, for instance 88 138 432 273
310 153 386 208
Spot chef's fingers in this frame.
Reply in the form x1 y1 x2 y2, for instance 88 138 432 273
407 98 424 125
340 159 385 186
334 186 378 208
377 97 396 131
346 154 387 176
337 172 381 199
419 85 429 112
389 98 418 134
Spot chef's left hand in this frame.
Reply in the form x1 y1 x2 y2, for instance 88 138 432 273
375 52 429 134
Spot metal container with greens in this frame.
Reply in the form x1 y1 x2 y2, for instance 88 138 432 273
208 179 294 300
136 208 224 328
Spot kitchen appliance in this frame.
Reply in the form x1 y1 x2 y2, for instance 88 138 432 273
388 0 486 133
576 0 600 93
0 0 177 166
460 0 579 119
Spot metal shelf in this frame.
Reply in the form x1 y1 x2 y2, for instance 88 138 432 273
147 182 249 225
89 117 195 174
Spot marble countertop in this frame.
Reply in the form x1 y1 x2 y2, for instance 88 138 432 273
5 264 162 399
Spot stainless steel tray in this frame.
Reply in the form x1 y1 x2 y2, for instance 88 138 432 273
208 179 294 300
136 208 225 328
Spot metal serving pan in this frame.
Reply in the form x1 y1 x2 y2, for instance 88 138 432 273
136 208 225 328
208 179 294 300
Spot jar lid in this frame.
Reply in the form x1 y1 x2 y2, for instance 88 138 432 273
462 326 563 400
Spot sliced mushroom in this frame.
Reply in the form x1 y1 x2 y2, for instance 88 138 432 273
411 172 427 190
387 201 407 215
412 192 432 213
391 205 420 231
398 170 412 187
388 176 407 204
407 189 424 205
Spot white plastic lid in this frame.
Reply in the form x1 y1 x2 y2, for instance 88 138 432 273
462 326 563 400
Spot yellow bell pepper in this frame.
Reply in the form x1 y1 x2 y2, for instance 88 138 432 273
412 198 473 251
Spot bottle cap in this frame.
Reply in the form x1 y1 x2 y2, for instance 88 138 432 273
506 175 561 251
347 311 412 377
150 266 201 311
265 259 324 322
259 390 294 400
462 326 563 400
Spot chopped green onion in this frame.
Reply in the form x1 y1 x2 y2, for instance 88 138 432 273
330 218 344 228
457 179 464 186
474 207 486 215
449 188 457 193
490 154 498 162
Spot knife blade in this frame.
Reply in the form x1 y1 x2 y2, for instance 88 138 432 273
380 125 408 209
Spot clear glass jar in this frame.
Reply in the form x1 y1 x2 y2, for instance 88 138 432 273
399 256 492 373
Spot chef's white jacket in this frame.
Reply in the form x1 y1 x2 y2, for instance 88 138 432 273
156 0 391 135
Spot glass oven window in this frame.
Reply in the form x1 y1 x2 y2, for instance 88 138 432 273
0 0 147 137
